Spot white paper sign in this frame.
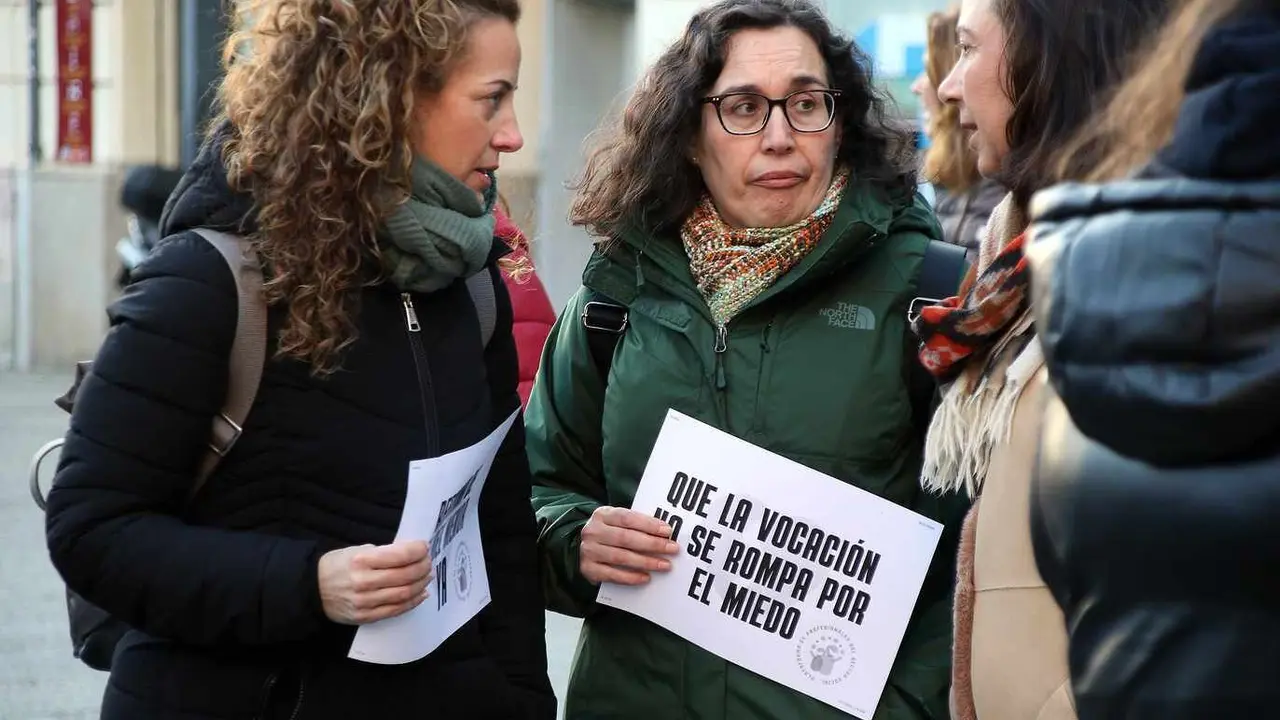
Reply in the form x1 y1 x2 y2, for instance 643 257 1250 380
597 410 943 718
348 410 519 665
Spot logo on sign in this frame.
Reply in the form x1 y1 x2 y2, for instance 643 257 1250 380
455 542 473 602
795 625 857 686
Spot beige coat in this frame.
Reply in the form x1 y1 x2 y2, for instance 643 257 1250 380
951 358 1076 720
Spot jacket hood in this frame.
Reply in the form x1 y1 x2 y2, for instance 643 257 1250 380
159 121 257 238
587 177 938 308
1153 7 1280 180
1028 178 1280 466
1027 8 1280 466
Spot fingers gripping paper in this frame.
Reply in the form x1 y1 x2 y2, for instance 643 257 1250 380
596 411 943 718
348 411 519 665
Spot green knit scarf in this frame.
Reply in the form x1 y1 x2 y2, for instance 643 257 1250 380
380 155 497 293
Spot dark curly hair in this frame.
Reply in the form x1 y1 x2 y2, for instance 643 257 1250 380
569 0 916 241
215 0 520 375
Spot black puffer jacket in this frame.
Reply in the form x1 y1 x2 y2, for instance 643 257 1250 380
1025 8 1280 719
44 132 556 719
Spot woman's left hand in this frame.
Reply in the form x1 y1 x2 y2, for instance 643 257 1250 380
316 540 433 624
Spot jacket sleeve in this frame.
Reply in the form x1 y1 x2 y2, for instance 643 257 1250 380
475 265 556 719
501 246 557 408
44 233 328 647
890 194 966 717
525 288 610 618
882 487 968 719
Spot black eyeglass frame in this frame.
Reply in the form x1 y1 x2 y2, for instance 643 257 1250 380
700 89 844 136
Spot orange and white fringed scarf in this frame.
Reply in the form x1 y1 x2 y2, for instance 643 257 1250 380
914 193 1044 496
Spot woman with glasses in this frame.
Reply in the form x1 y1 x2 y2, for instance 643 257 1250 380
526 0 962 717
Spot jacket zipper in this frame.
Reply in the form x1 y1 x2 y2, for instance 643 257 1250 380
752 322 774 432
287 675 306 720
402 293 441 457
256 672 279 720
256 669 305 720
713 324 729 391
712 323 731 420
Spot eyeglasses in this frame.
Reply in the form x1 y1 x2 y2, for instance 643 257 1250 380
701 89 842 136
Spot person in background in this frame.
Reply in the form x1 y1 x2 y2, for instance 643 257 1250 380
526 0 962 717
42 1 555 718
1027 0 1280 717
912 0 1172 717
493 198 556 407
911 6 1004 261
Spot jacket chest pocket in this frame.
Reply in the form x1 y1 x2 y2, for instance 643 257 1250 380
755 291 913 467
601 311 707 501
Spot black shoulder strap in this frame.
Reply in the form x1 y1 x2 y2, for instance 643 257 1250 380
905 240 970 441
918 239 969 301
580 290 628 381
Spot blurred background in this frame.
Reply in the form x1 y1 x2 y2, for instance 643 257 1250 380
0 0 950 372
0 1 952 717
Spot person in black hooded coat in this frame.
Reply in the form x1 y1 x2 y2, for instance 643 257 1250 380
42 1 555 718
1025 0 1280 717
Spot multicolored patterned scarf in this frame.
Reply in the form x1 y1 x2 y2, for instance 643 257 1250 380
912 230 1030 381
911 193 1045 496
683 169 850 328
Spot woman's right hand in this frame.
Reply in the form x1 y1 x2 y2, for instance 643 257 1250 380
317 540 433 625
580 507 680 585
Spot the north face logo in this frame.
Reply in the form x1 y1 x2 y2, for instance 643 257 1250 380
820 302 876 330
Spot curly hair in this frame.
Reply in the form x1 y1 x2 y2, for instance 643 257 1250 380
920 7 982 193
215 0 520 374
569 0 916 241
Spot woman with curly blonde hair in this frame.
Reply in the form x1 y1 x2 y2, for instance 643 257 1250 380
43 1 555 718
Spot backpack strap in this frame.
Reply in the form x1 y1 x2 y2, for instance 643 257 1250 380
29 230 267 511
191 229 268 492
580 290 628 381
466 269 497 348
905 240 970 440
909 239 970 319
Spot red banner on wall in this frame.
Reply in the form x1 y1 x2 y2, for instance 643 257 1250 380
56 0 93 163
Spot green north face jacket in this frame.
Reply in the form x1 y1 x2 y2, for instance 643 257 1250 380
526 181 966 720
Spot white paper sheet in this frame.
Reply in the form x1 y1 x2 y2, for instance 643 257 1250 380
348 410 518 665
596 410 943 718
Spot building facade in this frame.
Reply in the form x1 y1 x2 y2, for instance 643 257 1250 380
0 0 947 370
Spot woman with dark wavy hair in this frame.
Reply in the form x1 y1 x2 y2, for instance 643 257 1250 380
526 1 963 717
43 1 555 718
912 0 1171 718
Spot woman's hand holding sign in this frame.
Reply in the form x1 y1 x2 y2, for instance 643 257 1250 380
581 507 680 585
318 540 433 624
